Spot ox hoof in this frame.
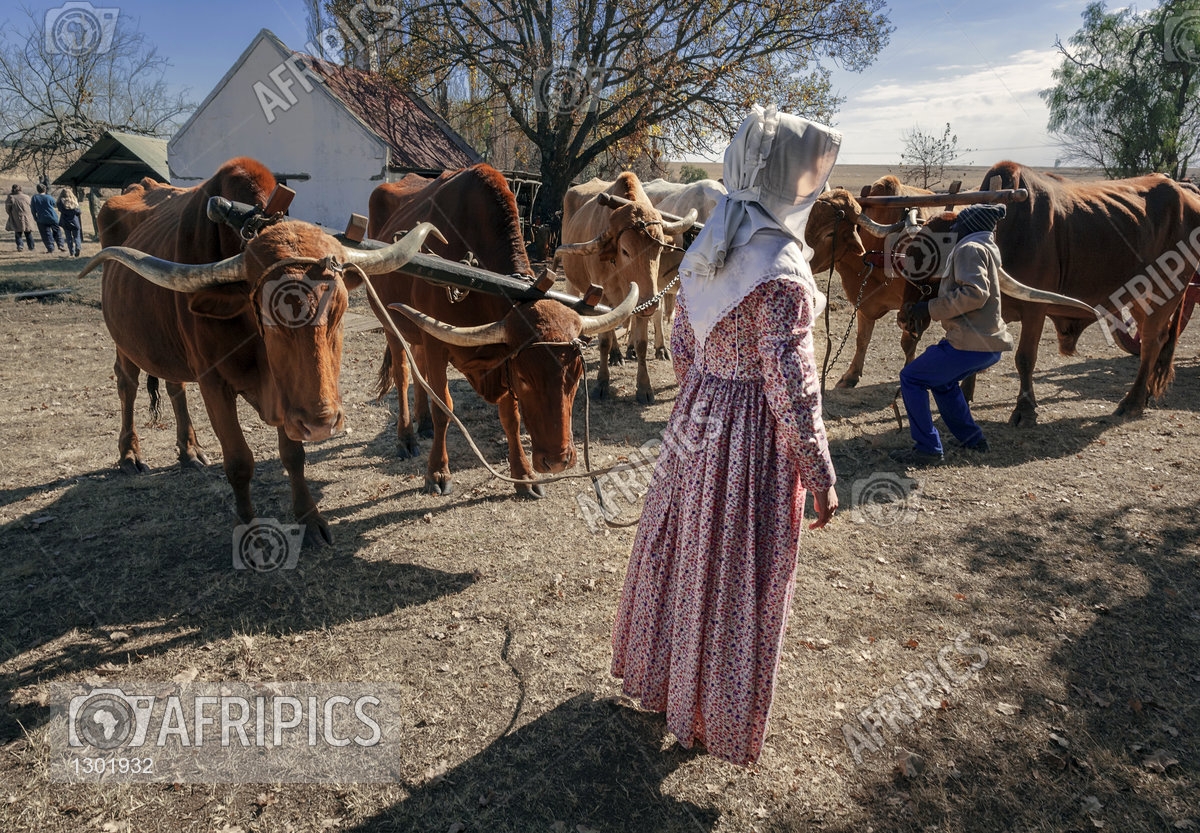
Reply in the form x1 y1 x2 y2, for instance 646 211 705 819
608 349 625 367
835 376 860 389
424 477 454 496
179 453 210 471
515 482 547 500
591 381 610 400
304 517 333 548
636 389 655 405
395 438 421 460
1008 407 1038 428
417 423 435 440
119 457 150 475
1114 399 1145 418
655 346 671 361
625 344 637 361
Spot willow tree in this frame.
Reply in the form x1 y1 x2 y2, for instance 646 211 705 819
329 0 892 219
1042 0 1200 180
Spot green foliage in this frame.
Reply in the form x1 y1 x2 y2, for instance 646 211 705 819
1041 0 1200 179
678 164 710 184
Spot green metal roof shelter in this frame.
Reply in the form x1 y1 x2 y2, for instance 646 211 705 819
56 131 169 189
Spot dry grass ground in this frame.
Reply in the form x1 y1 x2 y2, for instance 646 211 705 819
0 231 1196 832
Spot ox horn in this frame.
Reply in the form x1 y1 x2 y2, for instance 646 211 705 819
579 284 639 337
388 303 510 347
855 212 910 238
77 247 246 292
555 231 608 258
342 222 447 274
998 269 1098 315
660 208 699 235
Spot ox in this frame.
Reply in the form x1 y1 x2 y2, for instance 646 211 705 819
367 164 635 498
806 176 941 388
85 157 435 543
641 177 726 359
974 161 1200 424
558 172 696 403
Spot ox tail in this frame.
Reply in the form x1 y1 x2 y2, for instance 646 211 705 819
1147 300 1187 400
146 375 162 422
375 349 395 402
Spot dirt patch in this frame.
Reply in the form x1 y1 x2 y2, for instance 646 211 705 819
0 252 1197 832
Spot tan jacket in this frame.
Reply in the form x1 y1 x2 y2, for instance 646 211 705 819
927 232 1014 353
6 192 35 233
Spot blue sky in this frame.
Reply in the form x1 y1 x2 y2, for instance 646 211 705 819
25 0 1097 168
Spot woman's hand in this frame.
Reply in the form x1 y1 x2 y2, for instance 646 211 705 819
810 485 838 529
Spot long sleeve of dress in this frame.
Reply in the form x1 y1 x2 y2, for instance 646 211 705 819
669 292 695 385
755 279 836 492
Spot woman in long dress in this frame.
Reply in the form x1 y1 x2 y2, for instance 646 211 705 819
611 106 840 766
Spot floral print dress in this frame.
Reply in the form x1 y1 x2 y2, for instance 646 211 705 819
610 271 835 766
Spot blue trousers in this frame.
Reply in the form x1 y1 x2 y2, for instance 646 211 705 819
900 339 1001 455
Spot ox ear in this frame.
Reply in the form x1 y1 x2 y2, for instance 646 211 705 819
188 285 250 319
598 234 618 264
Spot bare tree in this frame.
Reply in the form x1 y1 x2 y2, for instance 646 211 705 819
323 0 892 219
0 5 191 181
899 123 972 189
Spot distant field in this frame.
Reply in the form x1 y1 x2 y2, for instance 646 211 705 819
666 161 1105 194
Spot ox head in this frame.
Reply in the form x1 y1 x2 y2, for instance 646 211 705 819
79 221 439 442
805 189 916 274
556 203 695 317
389 285 639 474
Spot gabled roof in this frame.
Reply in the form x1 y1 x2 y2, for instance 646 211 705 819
56 131 169 189
296 52 480 172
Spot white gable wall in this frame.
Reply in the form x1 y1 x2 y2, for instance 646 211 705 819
168 34 386 230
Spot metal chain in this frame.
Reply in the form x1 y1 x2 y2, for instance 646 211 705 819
632 272 680 315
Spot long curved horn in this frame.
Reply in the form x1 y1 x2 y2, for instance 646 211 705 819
388 303 509 347
579 284 639 337
342 222 446 274
660 208 699 235
855 213 908 238
78 247 245 292
999 269 1098 315
556 231 607 258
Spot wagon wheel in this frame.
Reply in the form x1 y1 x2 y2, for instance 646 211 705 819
1113 273 1200 355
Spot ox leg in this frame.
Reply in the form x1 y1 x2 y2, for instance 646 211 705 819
413 342 435 439
197 383 256 527
1010 310 1046 427
656 293 674 360
167 381 210 470
1116 299 1182 417
278 428 331 547
592 332 612 400
633 315 654 405
114 354 149 474
421 342 455 495
496 391 543 499
385 338 420 459
836 309 878 389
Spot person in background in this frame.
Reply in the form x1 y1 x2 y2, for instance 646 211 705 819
890 203 1013 466
611 105 839 767
57 188 83 257
30 183 65 253
6 184 36 252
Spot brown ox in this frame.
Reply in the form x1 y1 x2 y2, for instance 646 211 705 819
367 164 635 498
84 157 434 543
974 161 1200 424
558 172 696 403
805 176 943 388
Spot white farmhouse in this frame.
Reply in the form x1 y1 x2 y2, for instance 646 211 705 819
169 29 479 229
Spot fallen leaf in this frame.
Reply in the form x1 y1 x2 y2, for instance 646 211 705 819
1143 749 1180 773
1172 820 1196 829
255 792 277 807
894 749 926 778
903 639 919 650
95 662 123 675
997 702 1020 716
1082 795 1103 814
172 667 199 684
448 823 466 833
953 593 966 601
108 631 130 644
1049 732 1069 749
